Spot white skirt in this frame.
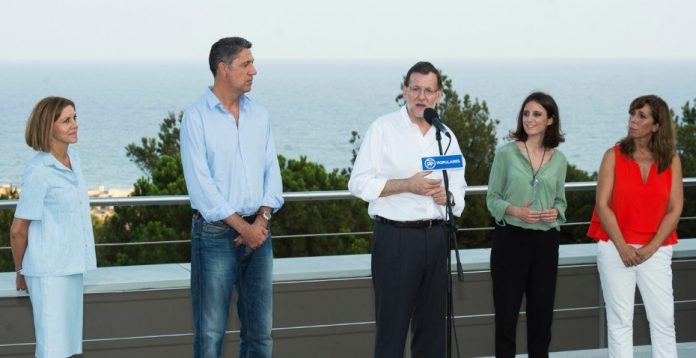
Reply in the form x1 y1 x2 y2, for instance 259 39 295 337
25 274 84 358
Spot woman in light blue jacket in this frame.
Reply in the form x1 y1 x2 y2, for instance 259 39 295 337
10 96 97 358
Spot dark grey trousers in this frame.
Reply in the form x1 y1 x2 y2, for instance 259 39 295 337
371 221 449 358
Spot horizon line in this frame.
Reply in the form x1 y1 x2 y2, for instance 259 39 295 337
2 57 696 63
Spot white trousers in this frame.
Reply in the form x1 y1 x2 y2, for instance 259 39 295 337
597 240 677 358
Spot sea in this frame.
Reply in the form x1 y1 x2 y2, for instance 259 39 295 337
1 59 695 190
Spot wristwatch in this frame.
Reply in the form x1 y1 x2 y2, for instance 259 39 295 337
259 210 272 221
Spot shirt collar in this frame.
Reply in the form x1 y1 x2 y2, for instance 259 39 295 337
38 149 74 171
399 105 435 138
399 106 416 129
204 86 248 112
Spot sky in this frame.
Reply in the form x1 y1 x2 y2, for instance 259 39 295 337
1 0 695 61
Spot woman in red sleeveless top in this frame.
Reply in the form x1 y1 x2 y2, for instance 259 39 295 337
587 95 683 358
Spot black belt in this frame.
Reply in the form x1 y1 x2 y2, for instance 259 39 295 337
193 210 256 224
373 215 444 229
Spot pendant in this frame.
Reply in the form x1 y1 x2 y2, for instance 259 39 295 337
530 177 540 188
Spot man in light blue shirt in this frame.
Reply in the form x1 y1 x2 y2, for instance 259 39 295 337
180 36 283 358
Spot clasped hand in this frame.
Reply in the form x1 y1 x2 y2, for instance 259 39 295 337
408 171 447 205
233 220 268 249
617 243 657 267
515 200 558 224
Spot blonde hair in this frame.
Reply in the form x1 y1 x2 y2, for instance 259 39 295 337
25 96 75 152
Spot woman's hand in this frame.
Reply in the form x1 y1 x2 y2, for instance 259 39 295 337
539 208 558 223
616 243 641 267
16 273 27 293
637 243 659 263
513 200 541 224
10 218 30 293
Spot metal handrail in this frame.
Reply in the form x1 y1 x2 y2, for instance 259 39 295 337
0 178 693 209
1 218 694 250
0 179 694 250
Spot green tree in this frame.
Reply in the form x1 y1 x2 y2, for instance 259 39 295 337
394 72 603 246
126 112 182 176
0 187 18 271
94 112 192 266
675 98 696 239
272 155 371 257
562 165 595 244
4 95 694 269
438 87 501 247
94 111 373 265
555 98 696 245
676 99 696 176
397 74 501 248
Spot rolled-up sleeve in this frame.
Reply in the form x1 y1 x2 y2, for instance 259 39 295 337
554 158 568 224
348 123 389 202
15 164 47 220
447 135 467 217
180 108 235 222
262 124 284 212
486 151 511 224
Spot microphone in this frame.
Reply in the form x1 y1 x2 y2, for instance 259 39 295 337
423 108 449 135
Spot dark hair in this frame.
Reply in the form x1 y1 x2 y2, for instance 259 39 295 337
25 96 76 152
403 61 443 90
618 94 676 173
209 37 252 77
509 91 565 148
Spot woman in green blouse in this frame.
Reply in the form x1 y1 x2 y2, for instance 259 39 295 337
486 92 568 358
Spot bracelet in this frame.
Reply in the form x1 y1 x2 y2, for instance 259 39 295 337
15 267 22 273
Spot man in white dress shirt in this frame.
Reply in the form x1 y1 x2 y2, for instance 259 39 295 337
348 61 467 357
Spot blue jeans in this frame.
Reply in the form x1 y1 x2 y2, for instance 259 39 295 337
191 214 273 358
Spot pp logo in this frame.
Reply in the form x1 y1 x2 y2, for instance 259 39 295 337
424 157 436 170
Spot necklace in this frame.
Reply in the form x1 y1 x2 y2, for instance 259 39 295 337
523 141 546 188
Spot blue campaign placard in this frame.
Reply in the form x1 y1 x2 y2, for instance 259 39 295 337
421 154 464 171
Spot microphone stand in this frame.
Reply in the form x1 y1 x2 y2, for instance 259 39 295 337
435 127 465 358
